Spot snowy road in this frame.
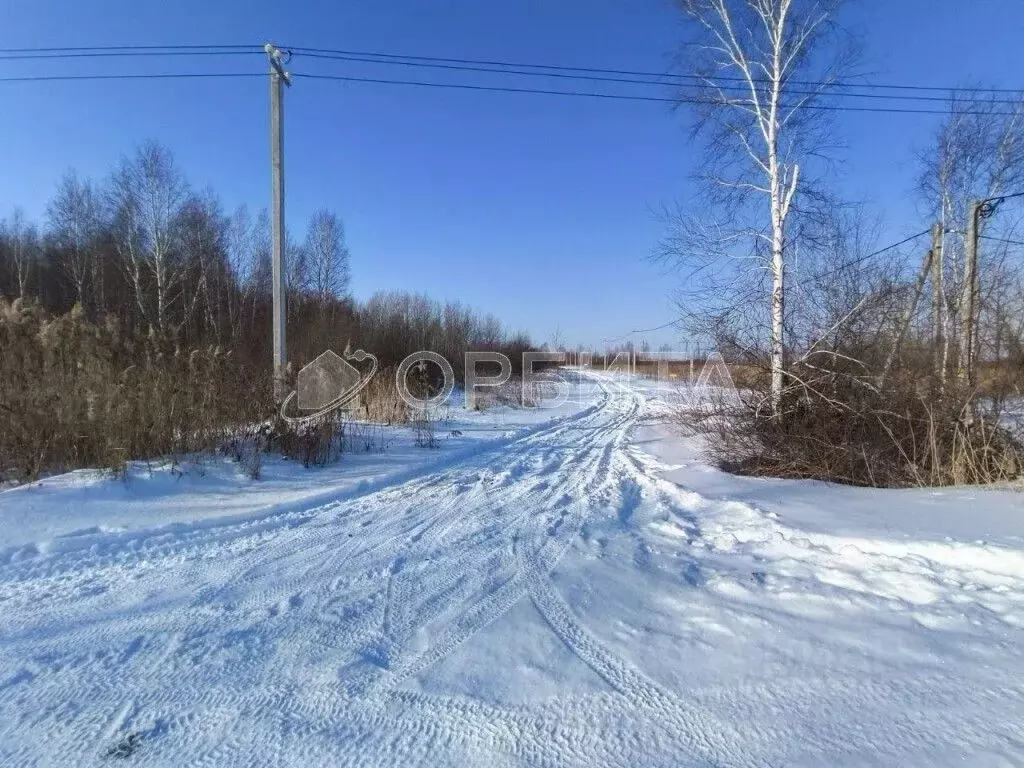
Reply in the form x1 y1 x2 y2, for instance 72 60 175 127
2 373 1023 766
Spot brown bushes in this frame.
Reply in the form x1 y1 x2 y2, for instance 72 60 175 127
0 299 272 482
359 368 411 425
0 293 538 483
274 411 391 469
683 358 1023 488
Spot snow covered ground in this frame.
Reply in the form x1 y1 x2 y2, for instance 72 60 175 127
1 371 1022 766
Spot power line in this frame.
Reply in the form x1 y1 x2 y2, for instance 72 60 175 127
1 43 1021 115
289 51 1024 107
0 50 261 61
0 67 1017 116
298 51 695 87
980 235 1024 247
285 45 1024 97
861 229 935 259
4 43 1024 99
290 72 1022 115
601 320 680 343
0 73 263 83
796 228 933 285
985 191 1024 204
293 72 679 103
0 44 260 53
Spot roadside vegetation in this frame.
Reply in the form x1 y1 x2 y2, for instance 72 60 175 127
657 0 1024 489
0 142 533 483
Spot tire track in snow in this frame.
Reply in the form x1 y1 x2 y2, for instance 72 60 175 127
0 373 749 766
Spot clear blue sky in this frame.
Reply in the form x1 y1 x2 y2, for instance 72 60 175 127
4 0 1024 349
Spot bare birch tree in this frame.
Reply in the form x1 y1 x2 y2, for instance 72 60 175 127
285 230 309 325
46 172 101 316
249 209 273 330
226 205 255 341
108 141 189 334
178 189 228 340
667 0 856 415
3 208 36 300
304 209 351 310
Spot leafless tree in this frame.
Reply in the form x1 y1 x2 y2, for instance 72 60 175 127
225 206 273 334
107 141 189 334
178 189 228 340
304 209 351 311
550 326 565 352
285 230 309 326
3 208 37 300
226 205 257 341
664 0 858 415
46 171 101 315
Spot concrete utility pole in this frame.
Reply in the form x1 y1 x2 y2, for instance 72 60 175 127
265 43 291 402
959 200 982 387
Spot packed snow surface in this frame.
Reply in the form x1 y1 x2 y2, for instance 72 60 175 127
1 372 1022 766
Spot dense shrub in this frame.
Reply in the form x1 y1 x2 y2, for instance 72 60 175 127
683 358 1023 488
0 297 534 482
0 299 272 481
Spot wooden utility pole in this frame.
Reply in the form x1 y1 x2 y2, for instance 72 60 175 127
265 43 291 402
959 200 982 387
930 222 944 386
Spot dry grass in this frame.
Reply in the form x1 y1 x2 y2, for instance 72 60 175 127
1 301 519 482
0 300 272 482
359 368 411 425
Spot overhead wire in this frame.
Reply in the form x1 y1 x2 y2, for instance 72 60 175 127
288 48 1024 107
1 43 1022 115
290 73 1022 116
282 45 1024 96
0 73 263 83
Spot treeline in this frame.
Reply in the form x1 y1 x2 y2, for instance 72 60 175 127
0 140 533 480
0 140 352 355
0 140 530 371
